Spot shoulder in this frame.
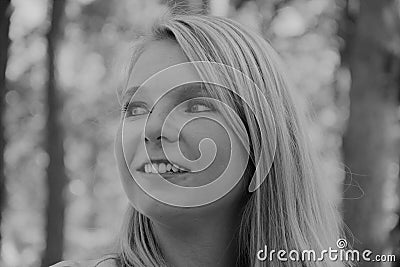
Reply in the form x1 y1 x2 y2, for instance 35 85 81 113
50 256 119 267
93 256 119 267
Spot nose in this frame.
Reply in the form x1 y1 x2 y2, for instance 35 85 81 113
144 106 176 144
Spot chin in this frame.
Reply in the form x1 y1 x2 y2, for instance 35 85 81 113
119 162 249 227
128 180 247 229
131 191 193 226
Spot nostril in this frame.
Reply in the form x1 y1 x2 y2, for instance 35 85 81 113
144 135 162 143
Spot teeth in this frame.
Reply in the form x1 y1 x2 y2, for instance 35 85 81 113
158 163 166 173
144 162 186 174
151 164 157 173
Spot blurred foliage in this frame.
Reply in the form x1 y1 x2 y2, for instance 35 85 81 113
0 0 373 266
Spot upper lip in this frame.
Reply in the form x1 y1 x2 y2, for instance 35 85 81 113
137 158 191 172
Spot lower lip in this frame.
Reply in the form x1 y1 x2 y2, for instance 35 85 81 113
138 171 191 181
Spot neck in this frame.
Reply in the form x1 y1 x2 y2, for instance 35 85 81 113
152 211 242 267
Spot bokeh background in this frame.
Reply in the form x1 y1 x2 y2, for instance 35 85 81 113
0 0 399 266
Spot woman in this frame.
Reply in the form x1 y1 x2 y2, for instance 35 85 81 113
53 14 349 267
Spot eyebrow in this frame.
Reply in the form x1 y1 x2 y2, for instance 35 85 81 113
174 84 209 103
121 83 210 104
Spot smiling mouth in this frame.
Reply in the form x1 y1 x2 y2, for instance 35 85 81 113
138 159 190 174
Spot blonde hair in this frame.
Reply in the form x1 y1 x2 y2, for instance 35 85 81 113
115 14 350 267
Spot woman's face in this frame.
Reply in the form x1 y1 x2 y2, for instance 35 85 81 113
114 40 250 223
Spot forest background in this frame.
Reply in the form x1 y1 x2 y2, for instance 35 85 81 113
0 0 400 266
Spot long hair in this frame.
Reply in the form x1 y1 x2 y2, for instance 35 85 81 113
115 14 349 267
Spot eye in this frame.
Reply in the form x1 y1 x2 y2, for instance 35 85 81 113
185 99 215 113
121 101 149 118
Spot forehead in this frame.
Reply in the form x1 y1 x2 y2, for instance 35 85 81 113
128 40 201 90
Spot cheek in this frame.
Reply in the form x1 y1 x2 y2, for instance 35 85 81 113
120 121 144 164
181 119 229 158
181 118 229 169
180 118 249 185
115 122 144 202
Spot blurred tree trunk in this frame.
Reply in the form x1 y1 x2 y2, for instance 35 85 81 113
86 138 100 230
391 61 400 266
41 0 67 267
341 0 400 265
0 0 11 257
161 0 209 14
393 160 400 266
